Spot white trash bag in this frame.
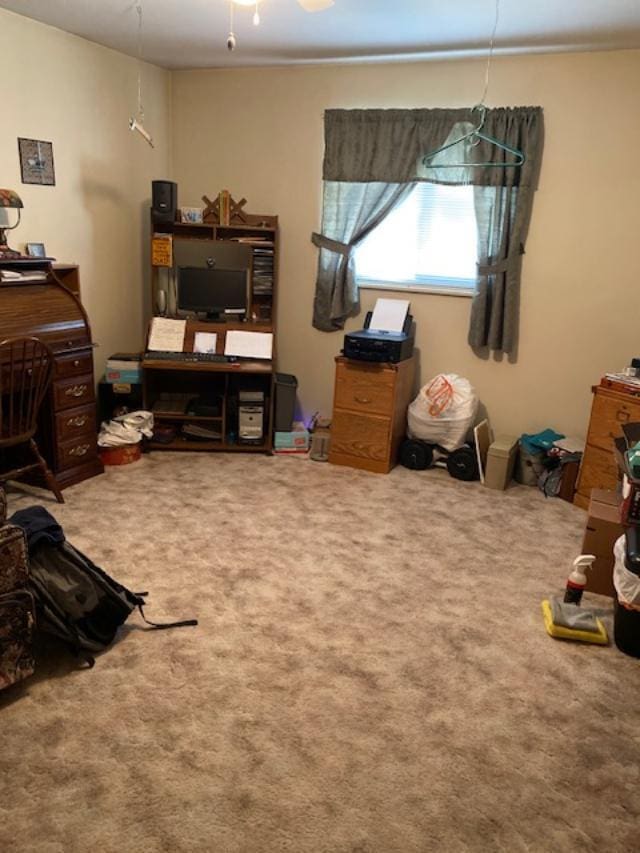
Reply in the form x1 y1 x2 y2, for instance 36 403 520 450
613 535 640 610
98 410 154 448
407 374 478 451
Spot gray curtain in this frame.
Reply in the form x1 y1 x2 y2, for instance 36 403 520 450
312 181 413 331
466 109 543 354
312 107 543 350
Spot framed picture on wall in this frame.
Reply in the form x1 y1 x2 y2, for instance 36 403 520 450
18 138 56 186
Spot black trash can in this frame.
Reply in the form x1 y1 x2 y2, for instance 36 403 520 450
613 597 640 658
274 373 297 432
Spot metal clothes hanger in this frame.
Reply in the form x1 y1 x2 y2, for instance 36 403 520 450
421 104 525 170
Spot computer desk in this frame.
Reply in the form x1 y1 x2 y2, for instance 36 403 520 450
142 319 275 453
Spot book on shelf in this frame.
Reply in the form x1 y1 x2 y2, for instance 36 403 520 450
0 269 47 282
601 374 640 395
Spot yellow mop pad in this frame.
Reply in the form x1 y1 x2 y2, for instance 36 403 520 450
541 599 608 645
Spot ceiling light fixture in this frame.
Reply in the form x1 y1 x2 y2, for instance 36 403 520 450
226 0 335 50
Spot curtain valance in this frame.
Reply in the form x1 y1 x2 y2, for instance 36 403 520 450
323 107 542 188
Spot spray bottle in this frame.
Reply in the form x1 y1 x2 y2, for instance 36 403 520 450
563 554 596 605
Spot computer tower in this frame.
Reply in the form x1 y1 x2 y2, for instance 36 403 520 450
152 180 177 226
238 390 265 444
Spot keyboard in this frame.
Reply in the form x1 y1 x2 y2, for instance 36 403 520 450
145 351 233 363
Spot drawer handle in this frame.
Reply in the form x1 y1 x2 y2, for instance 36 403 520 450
354 395 372 404
65 384 87 398
67 415 88 428
73 359 80 368
69 443 91 457
616 409 630 423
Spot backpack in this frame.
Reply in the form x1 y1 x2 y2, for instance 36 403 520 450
9 507 197 666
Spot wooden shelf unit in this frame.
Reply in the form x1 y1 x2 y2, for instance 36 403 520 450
151 214 278 326
147 205 278 455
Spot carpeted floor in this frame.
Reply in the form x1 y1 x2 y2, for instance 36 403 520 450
1 453 639 853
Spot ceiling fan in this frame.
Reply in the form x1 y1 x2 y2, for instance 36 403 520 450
227 0 335 49
232 0 335 13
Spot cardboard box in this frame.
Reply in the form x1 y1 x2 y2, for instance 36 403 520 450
105 353 142 384
274 425 309 451
582 489 623 597
105 368 142 384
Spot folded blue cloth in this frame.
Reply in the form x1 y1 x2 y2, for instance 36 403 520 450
521 428 565 455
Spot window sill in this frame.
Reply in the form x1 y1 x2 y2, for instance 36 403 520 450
358 279 474 298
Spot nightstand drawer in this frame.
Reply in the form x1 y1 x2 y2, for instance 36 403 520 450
334 361 396 415
329 409 391 472
576 443 619 498
588 391 640 451
54 404 96 442
53 374 95 410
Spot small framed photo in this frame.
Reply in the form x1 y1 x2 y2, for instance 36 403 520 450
18 138 55 186
26 242 47 258
180 206 204 224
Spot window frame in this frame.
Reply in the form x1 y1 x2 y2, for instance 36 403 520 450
358 278 475 298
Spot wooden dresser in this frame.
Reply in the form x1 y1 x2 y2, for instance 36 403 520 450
574 380 640 509
0 260 103 490
328 356 416 474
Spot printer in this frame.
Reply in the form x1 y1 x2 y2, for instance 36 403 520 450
343 310 415 364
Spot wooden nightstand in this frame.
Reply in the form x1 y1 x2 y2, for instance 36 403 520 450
328 355 416 474
574 381 640 509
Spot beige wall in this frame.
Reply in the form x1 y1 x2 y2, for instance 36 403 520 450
0 9 172 378
172 51 640 439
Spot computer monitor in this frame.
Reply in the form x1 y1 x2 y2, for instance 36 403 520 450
177 267 249 321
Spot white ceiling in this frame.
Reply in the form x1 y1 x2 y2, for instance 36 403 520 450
1 0 640 70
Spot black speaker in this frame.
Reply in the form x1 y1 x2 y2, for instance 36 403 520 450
152 180 177 225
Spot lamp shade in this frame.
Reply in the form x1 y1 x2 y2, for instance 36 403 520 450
0 189 23 209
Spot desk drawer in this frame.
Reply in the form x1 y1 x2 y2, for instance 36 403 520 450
588 391 640 451
53 374 94 411
334 361 396 416
576 443 619 498
54 350 94 380
54 404 96 442
57 435 98 471
329 409 391 466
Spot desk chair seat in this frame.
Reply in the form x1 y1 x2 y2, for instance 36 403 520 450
0 337 64 503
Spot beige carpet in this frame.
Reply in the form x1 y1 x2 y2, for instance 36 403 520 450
1 453 639 853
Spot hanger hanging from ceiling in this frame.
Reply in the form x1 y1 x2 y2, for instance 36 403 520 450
421 104 525 170
129 1 154 147
422 0 523 170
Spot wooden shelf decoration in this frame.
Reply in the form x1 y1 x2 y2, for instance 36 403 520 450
202 190 247 226
200 191 277 229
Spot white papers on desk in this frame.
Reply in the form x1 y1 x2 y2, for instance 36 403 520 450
193 332 217 354
148 317 186 352
369 298 410 333
224 330 273 360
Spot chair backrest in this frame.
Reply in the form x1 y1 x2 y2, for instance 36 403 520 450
0 337 54 447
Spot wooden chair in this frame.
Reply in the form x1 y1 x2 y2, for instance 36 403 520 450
0 336 64 503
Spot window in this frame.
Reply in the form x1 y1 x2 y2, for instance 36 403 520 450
355 182 478 296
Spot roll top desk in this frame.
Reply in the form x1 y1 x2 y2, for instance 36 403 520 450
0 259 103 489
